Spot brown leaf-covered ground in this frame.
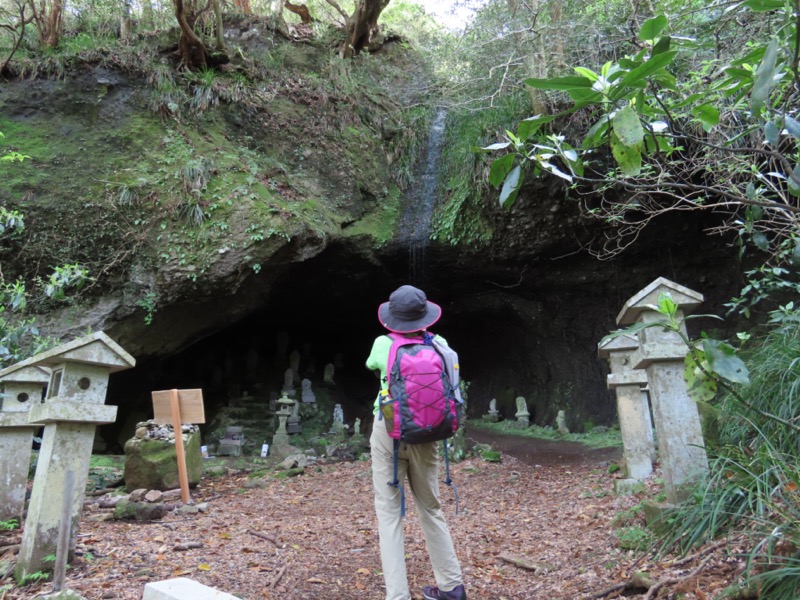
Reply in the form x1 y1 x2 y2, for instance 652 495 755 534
2 433 743 600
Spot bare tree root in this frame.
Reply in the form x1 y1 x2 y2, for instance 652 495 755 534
643 555 714 600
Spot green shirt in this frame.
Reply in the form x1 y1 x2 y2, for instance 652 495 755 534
365 333 449 415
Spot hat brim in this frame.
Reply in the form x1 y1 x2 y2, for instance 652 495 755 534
378 301 441 333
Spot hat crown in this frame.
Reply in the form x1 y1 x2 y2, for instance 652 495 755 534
389 285 428 320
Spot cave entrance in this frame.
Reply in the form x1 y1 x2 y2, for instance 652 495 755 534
102 229 744 453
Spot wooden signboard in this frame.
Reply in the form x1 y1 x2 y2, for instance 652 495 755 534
150 389 205 504
152 388 205 424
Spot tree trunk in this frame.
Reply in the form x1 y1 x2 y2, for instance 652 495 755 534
120 0 132 41
339 0 389 59
212 0 224 50
173 0 207 70
269 0 289 37
44 0 62 48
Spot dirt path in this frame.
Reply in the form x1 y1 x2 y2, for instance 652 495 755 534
467 428 623 467
2 436 733 600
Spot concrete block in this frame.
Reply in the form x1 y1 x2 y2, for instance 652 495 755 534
142 577 239 600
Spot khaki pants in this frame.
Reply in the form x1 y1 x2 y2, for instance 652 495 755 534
370 418 463 600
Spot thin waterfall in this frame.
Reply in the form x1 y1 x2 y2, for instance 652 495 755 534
397 108 447 287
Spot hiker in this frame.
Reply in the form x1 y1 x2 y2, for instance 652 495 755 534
366 285 467 600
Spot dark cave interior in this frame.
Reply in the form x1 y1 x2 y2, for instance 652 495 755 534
100 221 748 451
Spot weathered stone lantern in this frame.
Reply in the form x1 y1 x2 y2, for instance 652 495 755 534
617 277 709 503
0 365 50 522
598 333 655 488
5 331 135 579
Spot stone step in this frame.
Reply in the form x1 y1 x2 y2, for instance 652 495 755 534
143 577 237 600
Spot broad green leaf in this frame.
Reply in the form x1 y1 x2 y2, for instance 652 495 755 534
764 120 780 145
567 88 603 105
751 40 778 118
652 35 671 56
684 350 717 403
753 231 769 251
610 132 642 176
481 142 511 151
639 15 668 41
788 164 800 197
692 104 720 132
583 115 611 149
613 51 678 100
489 154 515 188
783 115 800 140
574 67 600 82
613 106 645 147
524 76 593 91
517 115 556 141
702 339 750 385
499 165 523 209
743 0 785 11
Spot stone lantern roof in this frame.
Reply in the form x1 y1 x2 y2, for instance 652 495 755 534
616 277 703 326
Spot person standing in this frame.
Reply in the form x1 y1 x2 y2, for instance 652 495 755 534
366 285 467 600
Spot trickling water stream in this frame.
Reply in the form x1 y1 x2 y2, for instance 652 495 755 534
397 108 448 286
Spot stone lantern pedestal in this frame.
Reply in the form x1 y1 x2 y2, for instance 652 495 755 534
598 334 655 487
0 365 50 523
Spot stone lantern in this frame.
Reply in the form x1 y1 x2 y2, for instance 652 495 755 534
617 277 709 503
0 365 50 522
598 333 655 487
2 331 135 579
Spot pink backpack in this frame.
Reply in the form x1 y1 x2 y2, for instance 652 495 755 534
380 332 461 443
379 331 463 516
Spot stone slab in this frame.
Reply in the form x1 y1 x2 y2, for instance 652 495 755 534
631 343 688 369
0 412 42 427
28 400 117 424
607 370 648 389
142 577 239 600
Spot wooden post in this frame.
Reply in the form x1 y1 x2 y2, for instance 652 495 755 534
170 389 191 504
151 388 204 505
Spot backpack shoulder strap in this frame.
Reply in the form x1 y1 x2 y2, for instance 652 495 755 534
386 332 424 375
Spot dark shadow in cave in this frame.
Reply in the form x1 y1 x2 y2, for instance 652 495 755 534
101 218 746 452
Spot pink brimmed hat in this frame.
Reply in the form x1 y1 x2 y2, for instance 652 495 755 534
378 285 442 333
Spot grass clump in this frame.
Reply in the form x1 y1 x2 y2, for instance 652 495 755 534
653 314 800 599
468 418 622 450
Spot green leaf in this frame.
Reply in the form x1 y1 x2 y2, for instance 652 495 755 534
764 120 780 145
656 293 678 319
743 0 785 11
517 115 555 141
613 106 645 147
499 165 523 209
583 115 611 149
481 142 511 151
751 40 778 119
652 35 671 56
702 339 750 385
752 231 769 251
684 349 718 403
788 164 800 198
489 154 516 188
639 15 668 41
691 104 720 132
610 132 642 176
524 76 593 91
573 67 600 82
783 115 800 140
613 51 678 100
